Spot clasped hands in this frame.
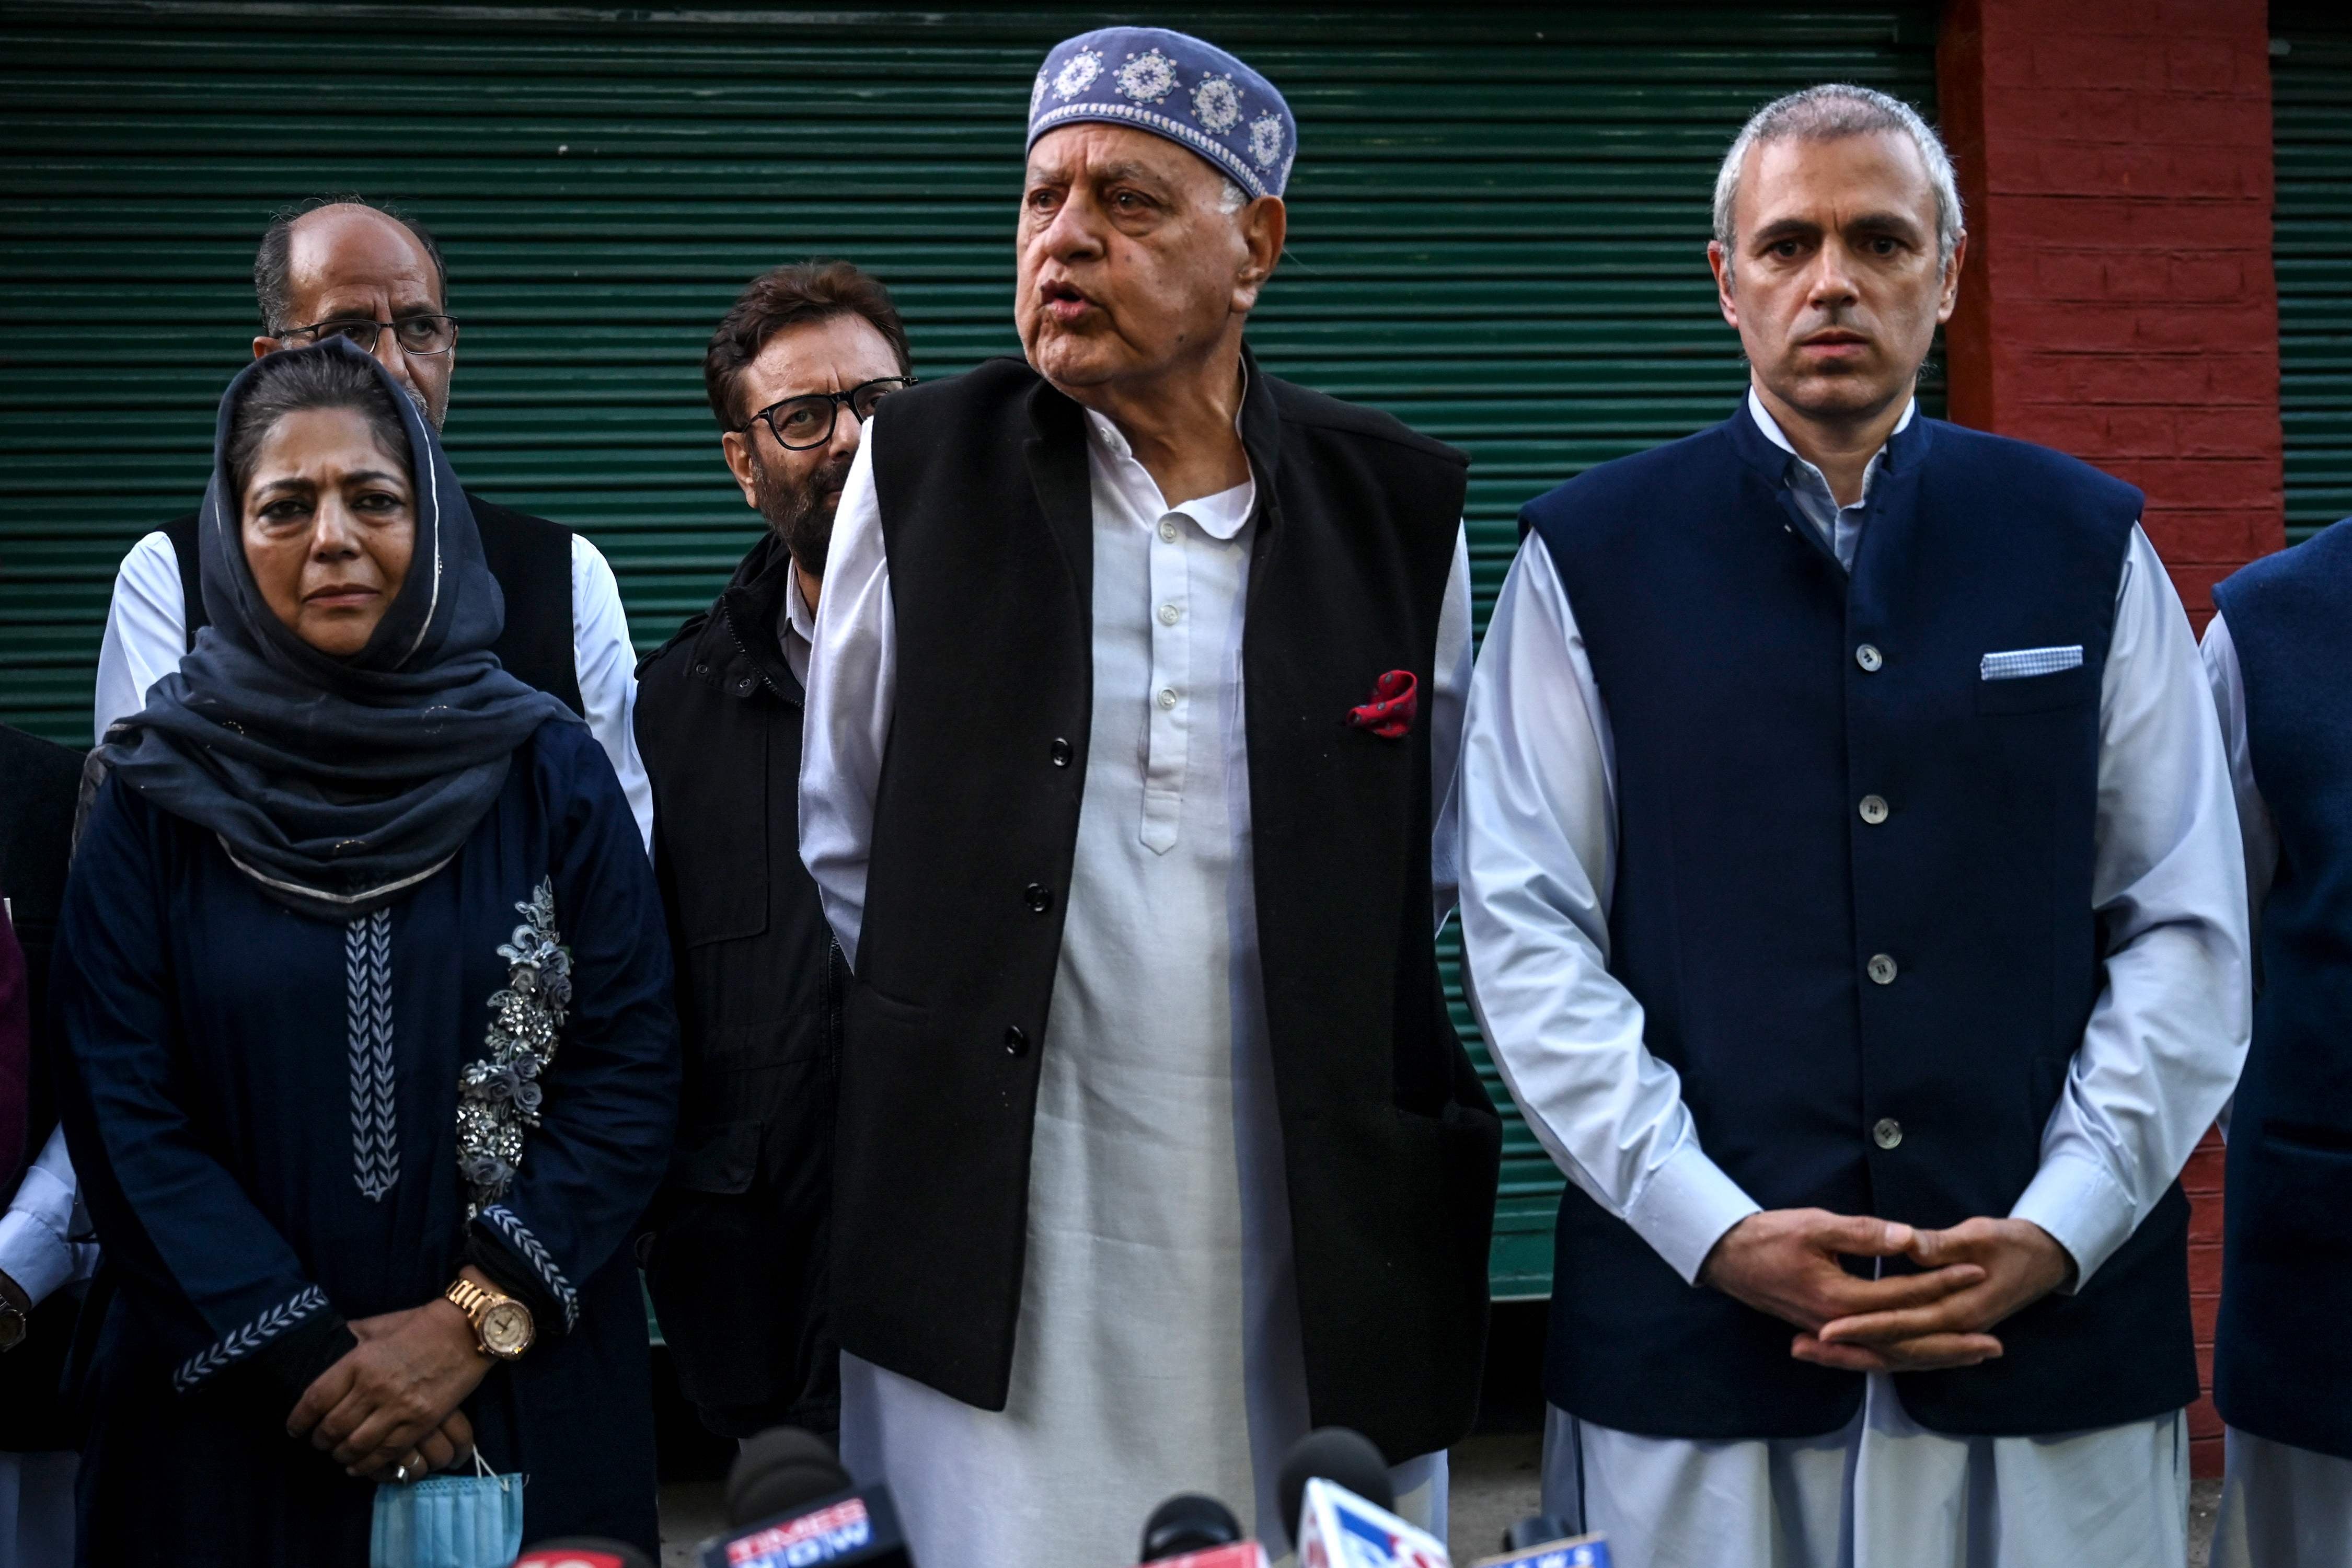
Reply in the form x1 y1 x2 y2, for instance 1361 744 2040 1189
284 1270 497 1483
1699 1209 2075 1372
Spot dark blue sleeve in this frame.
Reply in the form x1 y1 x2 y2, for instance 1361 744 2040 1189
469 724 679 1334
53 781 351 1395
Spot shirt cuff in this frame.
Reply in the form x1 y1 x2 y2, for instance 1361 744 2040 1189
0 1208 75 1306
1624 1140 1763 1285
2010 1150 2137 1290
464 1229 566 1338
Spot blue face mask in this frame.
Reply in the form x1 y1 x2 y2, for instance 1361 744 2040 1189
370 1456 525 1568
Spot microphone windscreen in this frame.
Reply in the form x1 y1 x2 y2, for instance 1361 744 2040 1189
1277 1427 1394 1541
512 1539 657 1568
1503 1515 1578 1552
1140 1492 1245 1561
725 1426 854 1528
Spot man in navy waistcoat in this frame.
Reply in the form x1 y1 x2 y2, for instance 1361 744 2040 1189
2204 533 2352 1565
1459 84 2251 1567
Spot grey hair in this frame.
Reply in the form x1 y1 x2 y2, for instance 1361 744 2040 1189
1218 177 1249 215
253 194 446 333
1711 84 1962 283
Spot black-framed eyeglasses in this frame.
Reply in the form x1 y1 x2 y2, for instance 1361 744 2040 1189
741 377 917 450
279 314 460 357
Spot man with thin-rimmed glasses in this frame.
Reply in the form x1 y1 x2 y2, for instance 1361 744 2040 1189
90 194 650 844
631 260 913 1448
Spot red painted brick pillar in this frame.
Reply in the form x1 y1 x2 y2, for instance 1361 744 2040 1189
1937 0 2282 1479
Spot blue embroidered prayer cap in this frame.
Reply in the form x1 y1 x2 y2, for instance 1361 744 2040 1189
1027 27 1297 201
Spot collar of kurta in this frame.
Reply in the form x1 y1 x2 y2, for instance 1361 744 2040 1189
1079 367 1258 539
1724 384 1933 486
1028 342 1281 531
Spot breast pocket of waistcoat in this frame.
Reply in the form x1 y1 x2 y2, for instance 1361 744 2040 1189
1974 644 2094 715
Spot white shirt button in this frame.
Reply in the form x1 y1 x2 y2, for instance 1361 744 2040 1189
1867 953 1898 985
1859 794 1889 825
1855 643 1884 673
1158 688 1178 710
1873 1117 1904 1150
1159 520 1180 542
1158 604 1181 626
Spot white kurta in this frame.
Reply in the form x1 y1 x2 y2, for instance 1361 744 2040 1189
2200 614 2352 1568
94 526 652 851
1458 393 2251 1568
800 407 1472 1568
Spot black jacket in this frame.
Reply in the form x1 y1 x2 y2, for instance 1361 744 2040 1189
0 723 88 1451
632 534 840 1437
841 354 1501 1461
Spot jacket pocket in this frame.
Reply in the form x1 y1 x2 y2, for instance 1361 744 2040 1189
845 975 930 1038
668 1119 762 1195
2262 1117 2352 1157
700 1013 825 1072
1975 662 2095 715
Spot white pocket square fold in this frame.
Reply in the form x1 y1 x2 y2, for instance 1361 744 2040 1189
1980 645 2083 681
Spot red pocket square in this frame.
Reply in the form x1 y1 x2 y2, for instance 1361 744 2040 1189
1347 670 1419 739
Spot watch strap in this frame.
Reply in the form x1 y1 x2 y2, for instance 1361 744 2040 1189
444 1277 533 1359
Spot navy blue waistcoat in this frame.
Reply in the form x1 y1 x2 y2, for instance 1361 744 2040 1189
2211 519 2352 1461
1520 407 2198 1439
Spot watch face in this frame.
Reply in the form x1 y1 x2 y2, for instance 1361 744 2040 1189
0 1308 24 1353
479 1298 534 1357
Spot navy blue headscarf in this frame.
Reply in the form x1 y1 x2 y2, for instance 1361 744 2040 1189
102 339 577 920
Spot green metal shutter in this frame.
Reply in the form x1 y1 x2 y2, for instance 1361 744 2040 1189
0 0 1937 1297
2273 18 2352 548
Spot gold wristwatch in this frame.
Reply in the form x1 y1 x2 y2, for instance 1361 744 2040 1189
444 1277 536 1361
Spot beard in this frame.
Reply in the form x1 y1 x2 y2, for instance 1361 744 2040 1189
396 380 445 431
748 447 852 580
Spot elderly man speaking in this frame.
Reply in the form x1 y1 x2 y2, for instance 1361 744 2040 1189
800 26 1499 1567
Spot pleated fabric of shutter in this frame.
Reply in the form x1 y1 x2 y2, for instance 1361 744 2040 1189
0 0 1938 1294
2273 16 2352 548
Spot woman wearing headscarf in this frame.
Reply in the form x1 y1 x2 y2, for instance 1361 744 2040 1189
51 338 678 1563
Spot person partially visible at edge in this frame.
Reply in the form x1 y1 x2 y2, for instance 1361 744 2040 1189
2203 526 2352 1563
53 339 678 1565
1458 84 2250 1567
91 194 651 850
0 719 93 1568
798 27 1498 1567
633 261 913 1449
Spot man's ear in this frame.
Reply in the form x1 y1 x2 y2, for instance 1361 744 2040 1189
1935 230 1969 326
1707 240 1739 330
720 430 760 510
1232 195 1287 313
252 335 280 360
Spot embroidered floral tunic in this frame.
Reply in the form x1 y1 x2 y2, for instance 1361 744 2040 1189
52 720 679 1565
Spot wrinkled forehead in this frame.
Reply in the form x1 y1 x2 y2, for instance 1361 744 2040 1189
285 206 443 308
1737 129 1939 235
1025 121 1227 195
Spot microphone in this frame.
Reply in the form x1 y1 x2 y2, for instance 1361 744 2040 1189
726 1426 855 1526
1469 1517 1612 1568
1292 1475 1447 1568
1140 1493 1245 1560
700 1425 915 1568
1277 1426 1395 1548
1277 1427 1444 1568
1130 1491 1270 1568
1502 1518 1577 1553
512 1542 657 1568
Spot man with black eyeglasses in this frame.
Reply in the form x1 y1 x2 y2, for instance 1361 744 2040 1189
92 194 651 847
631 260 912 1447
